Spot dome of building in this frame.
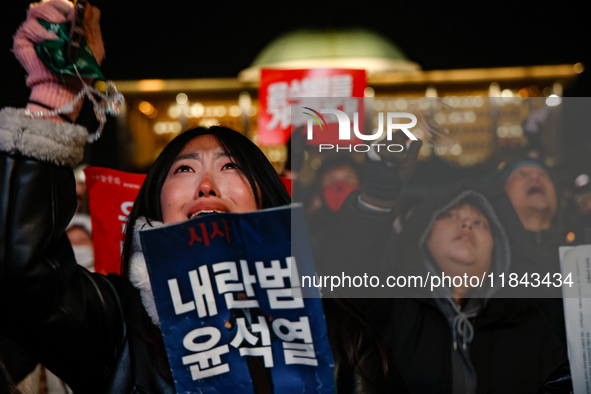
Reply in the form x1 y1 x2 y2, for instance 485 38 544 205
238 28 421 82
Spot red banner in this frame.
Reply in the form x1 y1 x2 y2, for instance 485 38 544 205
85 167 146 275
258 69 366 146
280 176 292 196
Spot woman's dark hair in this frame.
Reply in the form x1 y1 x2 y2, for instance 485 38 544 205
121 126 291 277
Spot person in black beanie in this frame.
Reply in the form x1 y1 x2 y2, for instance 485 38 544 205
495 159 567 346
499 160 560 254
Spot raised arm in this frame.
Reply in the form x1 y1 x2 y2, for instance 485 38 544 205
0 2 123 391
315 132 422 293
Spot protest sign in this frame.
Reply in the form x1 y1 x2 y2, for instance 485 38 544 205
258 68 366 146
85 167 146 274
140 204 334 393
560 245 591 394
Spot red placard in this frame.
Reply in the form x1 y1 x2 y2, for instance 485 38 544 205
258 69 366 146
85 167 146 275
280 176 292 196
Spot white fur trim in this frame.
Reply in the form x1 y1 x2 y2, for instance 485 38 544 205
0 107 88 167
128 216 165 327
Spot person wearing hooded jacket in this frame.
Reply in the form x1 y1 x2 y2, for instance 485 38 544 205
496 160 564 274
318 136 569 393
494 160 567 346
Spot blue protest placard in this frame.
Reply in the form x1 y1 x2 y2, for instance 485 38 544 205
140 204 334 394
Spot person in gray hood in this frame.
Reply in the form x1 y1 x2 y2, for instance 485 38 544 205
319 136 569 393
323 181 566 393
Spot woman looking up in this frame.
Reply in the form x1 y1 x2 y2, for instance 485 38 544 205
0 1 289 392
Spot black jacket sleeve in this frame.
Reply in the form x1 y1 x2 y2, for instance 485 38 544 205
0 111 125 392
315 191 397 297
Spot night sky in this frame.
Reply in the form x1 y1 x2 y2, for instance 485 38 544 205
2 0 589 110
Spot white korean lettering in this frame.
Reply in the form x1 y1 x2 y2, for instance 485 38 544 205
189 266 218 317
272 316 313 343
168 278 195 315
181 327 230 380
239 347 274 368
283 343 318 366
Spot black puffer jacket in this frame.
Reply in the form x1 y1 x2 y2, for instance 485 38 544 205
320 182 567 393
0 108 174 393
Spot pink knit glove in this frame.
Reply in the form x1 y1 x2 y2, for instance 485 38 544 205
13 0 104 122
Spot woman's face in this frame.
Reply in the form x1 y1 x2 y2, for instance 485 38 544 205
426 204 494 295
160 135 258 224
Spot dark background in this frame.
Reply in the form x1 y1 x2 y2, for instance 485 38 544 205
2 0 589 109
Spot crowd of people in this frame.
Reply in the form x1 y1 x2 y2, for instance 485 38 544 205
0 1 581 393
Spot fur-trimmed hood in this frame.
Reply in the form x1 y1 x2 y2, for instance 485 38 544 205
127 216 164 327
0 107 88 167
